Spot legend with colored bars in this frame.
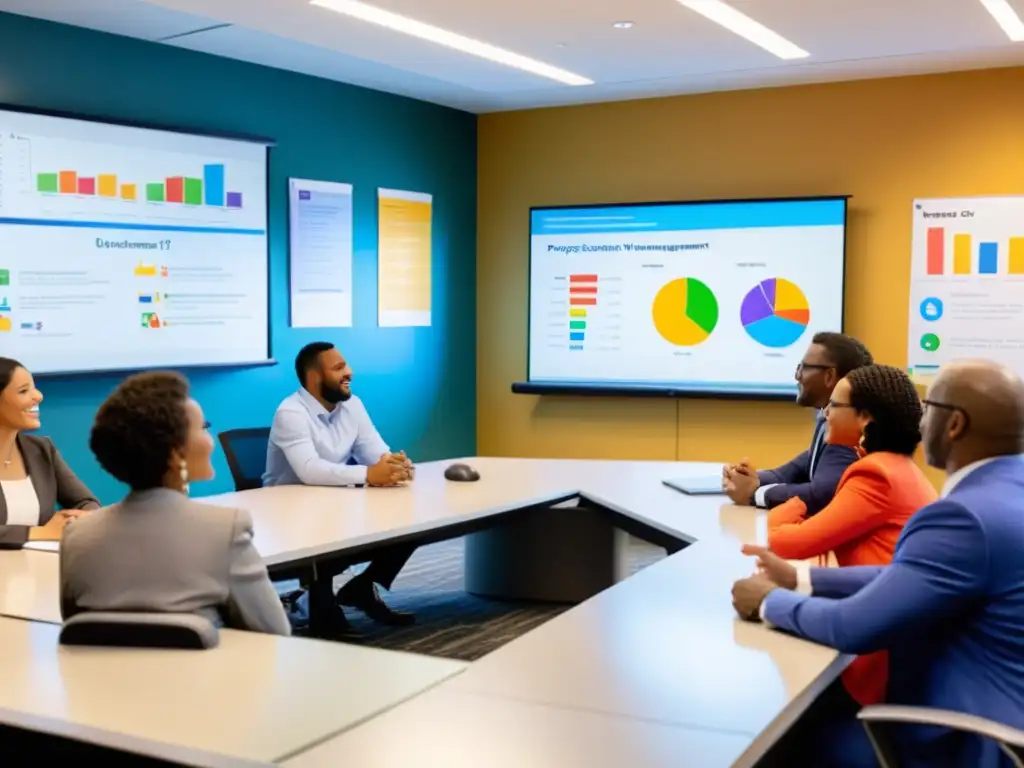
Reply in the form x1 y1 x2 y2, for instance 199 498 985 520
568 274 597 348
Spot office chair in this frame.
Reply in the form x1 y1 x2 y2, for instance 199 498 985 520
218 427 271 491
859 705 1024 768
59 612 220 649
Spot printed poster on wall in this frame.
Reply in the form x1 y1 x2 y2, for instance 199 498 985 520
377 188 432 327
288 178 354 328
907 195 1024 382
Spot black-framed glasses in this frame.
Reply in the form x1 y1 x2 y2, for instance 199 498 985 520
796 363 833 376
922 399 971 430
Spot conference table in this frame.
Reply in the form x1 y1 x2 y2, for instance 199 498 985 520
0 457 848 767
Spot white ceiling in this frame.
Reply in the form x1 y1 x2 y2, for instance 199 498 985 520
3 0 1024 113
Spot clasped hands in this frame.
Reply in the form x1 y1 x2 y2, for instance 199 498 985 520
28 508 89 542
731 545 798 622
721 458 760 506
366 451 414 487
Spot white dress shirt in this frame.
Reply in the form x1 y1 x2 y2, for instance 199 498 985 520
263 388 390 487
0 477 41 526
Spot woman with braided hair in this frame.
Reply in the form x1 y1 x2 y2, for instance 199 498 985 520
765 363 937 708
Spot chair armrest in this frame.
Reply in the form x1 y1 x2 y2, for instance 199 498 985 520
859 705 1024 748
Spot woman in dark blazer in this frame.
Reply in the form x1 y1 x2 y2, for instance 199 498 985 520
0 357 99 548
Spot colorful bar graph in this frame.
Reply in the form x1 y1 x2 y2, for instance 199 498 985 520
34 164 241 209
166 177 184 204
98 174 117 197
569 308 587 318
569 274 598 283
953 234 971 275
204 164 225 206
1011 238 1024 275
926 227 944 275
59 171 77 194
979 242 998 274
184 177 203 206
570 297 597 306
36 173 58 193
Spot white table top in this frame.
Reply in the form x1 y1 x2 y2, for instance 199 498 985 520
445 536 846 767
284 687 752 768
201 457 726 565
0 616 465 764
0 550 61 624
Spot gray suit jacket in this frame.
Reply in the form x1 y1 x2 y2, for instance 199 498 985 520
0 434 100 548
59 488 291 636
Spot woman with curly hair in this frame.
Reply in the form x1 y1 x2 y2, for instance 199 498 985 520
59 371 290 636
765 363 937 708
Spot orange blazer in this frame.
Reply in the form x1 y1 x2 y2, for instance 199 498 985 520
767 450 938 706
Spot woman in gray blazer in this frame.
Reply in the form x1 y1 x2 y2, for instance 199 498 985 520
0 357 99 548
59 371 291 636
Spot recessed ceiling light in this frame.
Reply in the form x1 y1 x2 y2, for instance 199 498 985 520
613 21 635 29
675 0 809 60
310 0 594 86
979 0 1024 41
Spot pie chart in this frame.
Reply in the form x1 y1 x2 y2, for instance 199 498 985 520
652 277 719 346
741 278 810 348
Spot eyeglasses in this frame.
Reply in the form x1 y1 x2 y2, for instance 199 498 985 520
796 363 833 376
922 399 971 430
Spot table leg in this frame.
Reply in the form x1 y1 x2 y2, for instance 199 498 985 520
464 500 630 603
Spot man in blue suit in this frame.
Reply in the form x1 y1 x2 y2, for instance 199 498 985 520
733 358 1024 767
723 332 873 515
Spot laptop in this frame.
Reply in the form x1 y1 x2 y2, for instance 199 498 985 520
662 476 726 496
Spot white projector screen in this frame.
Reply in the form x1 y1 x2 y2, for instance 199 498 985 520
524 197 848 399
0 107 270 374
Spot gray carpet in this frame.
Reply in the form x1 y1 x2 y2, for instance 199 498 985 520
335 536 667 661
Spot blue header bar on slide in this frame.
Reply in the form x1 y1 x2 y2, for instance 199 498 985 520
531 199 846 236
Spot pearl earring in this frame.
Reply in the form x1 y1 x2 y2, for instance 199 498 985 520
179 459 190 495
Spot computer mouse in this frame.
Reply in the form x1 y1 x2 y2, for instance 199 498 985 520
444 462 480 482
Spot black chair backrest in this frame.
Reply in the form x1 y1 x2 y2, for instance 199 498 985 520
218 428 271 491
60 612 220 649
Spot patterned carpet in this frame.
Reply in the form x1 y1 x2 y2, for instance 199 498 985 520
320 536 667 661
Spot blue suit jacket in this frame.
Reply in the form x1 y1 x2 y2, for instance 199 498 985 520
763 456 1024 768
757 416 859 515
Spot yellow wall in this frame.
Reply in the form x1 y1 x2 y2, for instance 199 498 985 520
477 67 1024 483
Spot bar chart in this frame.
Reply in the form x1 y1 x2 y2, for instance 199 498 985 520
925 226 1024 276
568 274 597 346
36 163 244 209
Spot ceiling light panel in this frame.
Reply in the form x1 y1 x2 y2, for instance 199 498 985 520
979 0 1024 41
675 0 809 60
310 0 594 85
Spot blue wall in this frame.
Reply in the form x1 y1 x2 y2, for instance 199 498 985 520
0 13 477 500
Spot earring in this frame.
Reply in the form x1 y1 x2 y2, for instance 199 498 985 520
179 459 190 495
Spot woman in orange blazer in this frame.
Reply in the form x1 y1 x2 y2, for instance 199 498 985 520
766 363 937 707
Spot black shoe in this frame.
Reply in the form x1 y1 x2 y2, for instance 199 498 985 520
336 580 415 627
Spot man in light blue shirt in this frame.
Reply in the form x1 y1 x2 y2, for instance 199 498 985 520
264 341 416 630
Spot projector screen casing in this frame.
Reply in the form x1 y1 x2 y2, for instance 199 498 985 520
0 103 274 377
517 195 849 401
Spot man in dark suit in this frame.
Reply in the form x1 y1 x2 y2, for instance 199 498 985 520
733 358 1024 768
722 332 874 515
